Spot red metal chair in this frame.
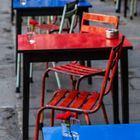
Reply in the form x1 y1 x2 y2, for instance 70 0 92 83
34 36 125 140
39 13 120 126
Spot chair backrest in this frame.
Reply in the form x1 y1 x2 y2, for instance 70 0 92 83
59 1 78 34
93 36 125 112
80 12 119 33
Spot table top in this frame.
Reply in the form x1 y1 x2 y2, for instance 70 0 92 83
18 33 133 53
13 0 92 9
42 124 140 140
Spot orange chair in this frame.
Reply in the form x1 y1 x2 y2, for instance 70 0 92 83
80 12 119 33
41 12 119 94
34 36 125 140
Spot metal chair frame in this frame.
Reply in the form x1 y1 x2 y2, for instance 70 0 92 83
39 13 120 128
34 36 125 140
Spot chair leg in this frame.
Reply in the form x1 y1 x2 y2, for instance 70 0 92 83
50 109 55 126
41 70 49 107
134 0 137 16
52 62 61 89
84 113 91 125
41 70 55 127
101 102 109 124
115 0 121 13
34 107 45 140
46 62 49 69
130 0 134 19
30 63 33 83
39 112 44 130
39 70 50 130
87 61 92 85
70 75 77 89
16 53 21 92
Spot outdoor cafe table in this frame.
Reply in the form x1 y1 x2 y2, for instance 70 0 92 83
18 32 133 140
12 0 92 48
42 124 140 140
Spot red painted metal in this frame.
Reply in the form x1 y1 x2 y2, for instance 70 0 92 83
18 33 132 52
34 36 125 140
81 13 119 33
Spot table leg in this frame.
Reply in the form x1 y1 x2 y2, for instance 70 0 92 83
115 0 121 13
120 50 129 123
112 69 120 123
16 11 22 54
23 54 30 140
124 0 128 17
16 11 22 92
11 0 14 24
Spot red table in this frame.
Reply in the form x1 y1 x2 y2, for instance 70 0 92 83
18 33 132 140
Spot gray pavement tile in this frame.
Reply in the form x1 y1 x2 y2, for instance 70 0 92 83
0 108 22 140
129 103 140 122
0 0 21 139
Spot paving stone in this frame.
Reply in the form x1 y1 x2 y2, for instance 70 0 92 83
0 108 22 140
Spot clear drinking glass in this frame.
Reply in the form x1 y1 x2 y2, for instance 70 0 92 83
20 0 27 5
61 118 80 140
26 26 36 44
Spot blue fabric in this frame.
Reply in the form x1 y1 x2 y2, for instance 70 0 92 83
43 124 140 140
13 0 92 8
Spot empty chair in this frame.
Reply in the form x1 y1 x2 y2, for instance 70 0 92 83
34 36 125 140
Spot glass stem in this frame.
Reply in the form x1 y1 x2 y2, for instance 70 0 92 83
69 125 74 140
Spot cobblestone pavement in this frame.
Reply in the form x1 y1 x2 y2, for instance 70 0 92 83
0 0 21 139
0 0 140 140
0 108 21 140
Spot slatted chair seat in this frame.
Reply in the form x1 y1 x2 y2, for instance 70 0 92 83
48 89 99 111
49 63 105 77
36 23 60 31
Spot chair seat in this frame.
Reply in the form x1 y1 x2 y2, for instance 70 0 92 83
30 19 69 32
48 89 99 112
36 23 60 31
49 63 105 77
